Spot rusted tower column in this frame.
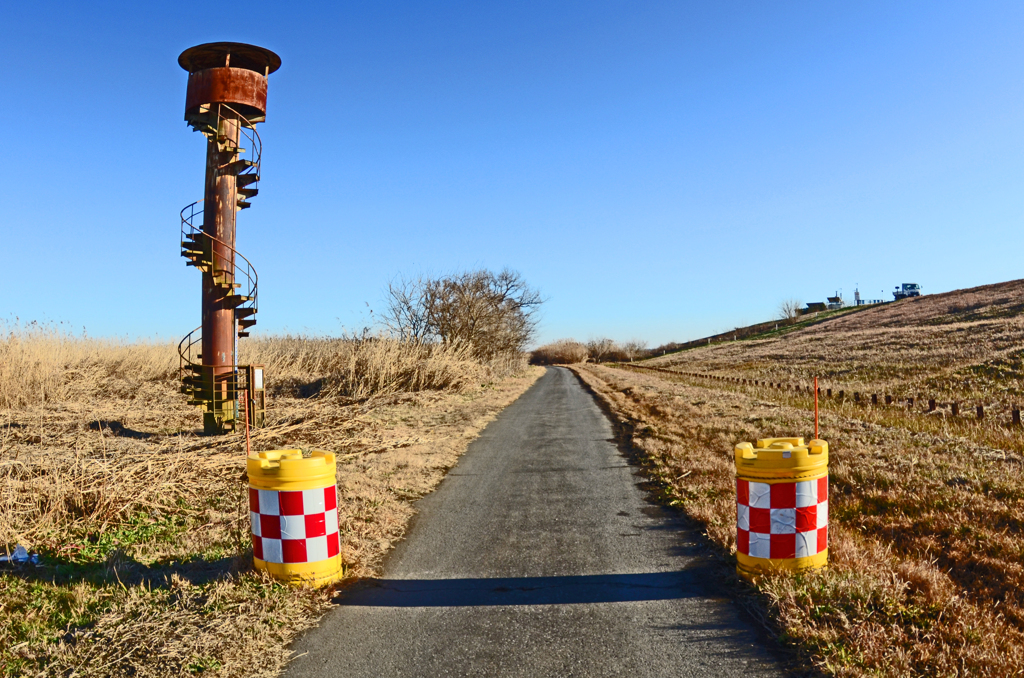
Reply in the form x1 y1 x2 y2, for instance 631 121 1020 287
178 43 280 434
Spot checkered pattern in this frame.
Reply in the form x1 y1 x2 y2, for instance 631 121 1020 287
737 476 827 560
249 486 340 564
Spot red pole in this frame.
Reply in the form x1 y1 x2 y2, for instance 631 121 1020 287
200 112 241 434
814 377 819 439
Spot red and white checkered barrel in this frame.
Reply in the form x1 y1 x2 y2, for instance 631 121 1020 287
246 449 343 587
734 438 828 578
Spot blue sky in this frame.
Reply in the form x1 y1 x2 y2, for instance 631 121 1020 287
1 1 1021 347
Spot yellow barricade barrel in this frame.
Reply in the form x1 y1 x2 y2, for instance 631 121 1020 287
247 449 343 587
734 437 828 579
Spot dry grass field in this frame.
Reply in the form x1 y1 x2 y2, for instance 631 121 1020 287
571 278 1024 677
0 323 541 676
649 278 1024 404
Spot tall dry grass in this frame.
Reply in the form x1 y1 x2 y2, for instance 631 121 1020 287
242 335 518 400
0 324 535 676
1 329 525 548
0 321 176 409
0 321 526 413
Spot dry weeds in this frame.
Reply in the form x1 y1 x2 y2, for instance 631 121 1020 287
649 278 1024 404
0 326 541 676
575 314 1024 676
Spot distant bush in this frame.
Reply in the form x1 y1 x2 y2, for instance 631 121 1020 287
530 337 650 365
530 339 590 365
382 269 542 362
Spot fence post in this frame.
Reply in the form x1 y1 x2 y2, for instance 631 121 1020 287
885 395 893 405
977 405 984 420
907 397 914 407
928 399 936 412
952 402 959 416
242 388 251 457
827 388 832 397
1014 407 1021 426
872 394 878 405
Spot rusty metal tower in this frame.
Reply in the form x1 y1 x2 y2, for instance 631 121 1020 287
177 42 280 434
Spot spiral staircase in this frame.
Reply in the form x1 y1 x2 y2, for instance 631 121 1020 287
178 104 261 432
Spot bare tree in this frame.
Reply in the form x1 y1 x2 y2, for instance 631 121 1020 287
623 339 648 362
778 299 803 322
381 268 543 359
381 275 430 341
586 338 618 363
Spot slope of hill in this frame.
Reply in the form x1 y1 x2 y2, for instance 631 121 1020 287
648 278 1024 401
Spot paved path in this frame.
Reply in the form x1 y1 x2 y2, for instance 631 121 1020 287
287 367 784 677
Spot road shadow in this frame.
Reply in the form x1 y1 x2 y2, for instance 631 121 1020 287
337 569 711 607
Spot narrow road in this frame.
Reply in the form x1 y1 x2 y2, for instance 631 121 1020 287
287 367 784 677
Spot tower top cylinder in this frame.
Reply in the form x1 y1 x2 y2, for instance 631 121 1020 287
179 42 281 123
178 42 281 75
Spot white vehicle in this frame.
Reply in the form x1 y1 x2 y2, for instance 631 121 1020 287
893 283 921 301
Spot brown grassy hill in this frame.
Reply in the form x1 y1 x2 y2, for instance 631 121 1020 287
574 277 1024 676
648 278 1024 402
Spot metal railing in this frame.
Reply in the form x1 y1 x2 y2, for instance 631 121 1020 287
179 200 259 319
177 102 263 426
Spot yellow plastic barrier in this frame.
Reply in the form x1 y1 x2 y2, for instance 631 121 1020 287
734 437 828 579
247 449 343 587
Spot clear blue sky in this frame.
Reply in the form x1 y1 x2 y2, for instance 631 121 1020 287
2 1 1021 347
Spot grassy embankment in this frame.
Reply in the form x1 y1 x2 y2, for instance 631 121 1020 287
572 278 1024 677
0 323 541 676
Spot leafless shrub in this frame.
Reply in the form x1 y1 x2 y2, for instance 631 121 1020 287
531 337 649 365
586 338 621 363
381 275 431 341
778 298 803 322
381 269 542 361
530 339 590 365
623 339 648 362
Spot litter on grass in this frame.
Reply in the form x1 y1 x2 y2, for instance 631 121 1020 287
0 545 40 565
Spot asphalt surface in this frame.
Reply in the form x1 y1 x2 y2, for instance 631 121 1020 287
286 366 784 677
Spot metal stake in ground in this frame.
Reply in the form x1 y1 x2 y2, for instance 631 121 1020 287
242 388 251 456
814 376 819 439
